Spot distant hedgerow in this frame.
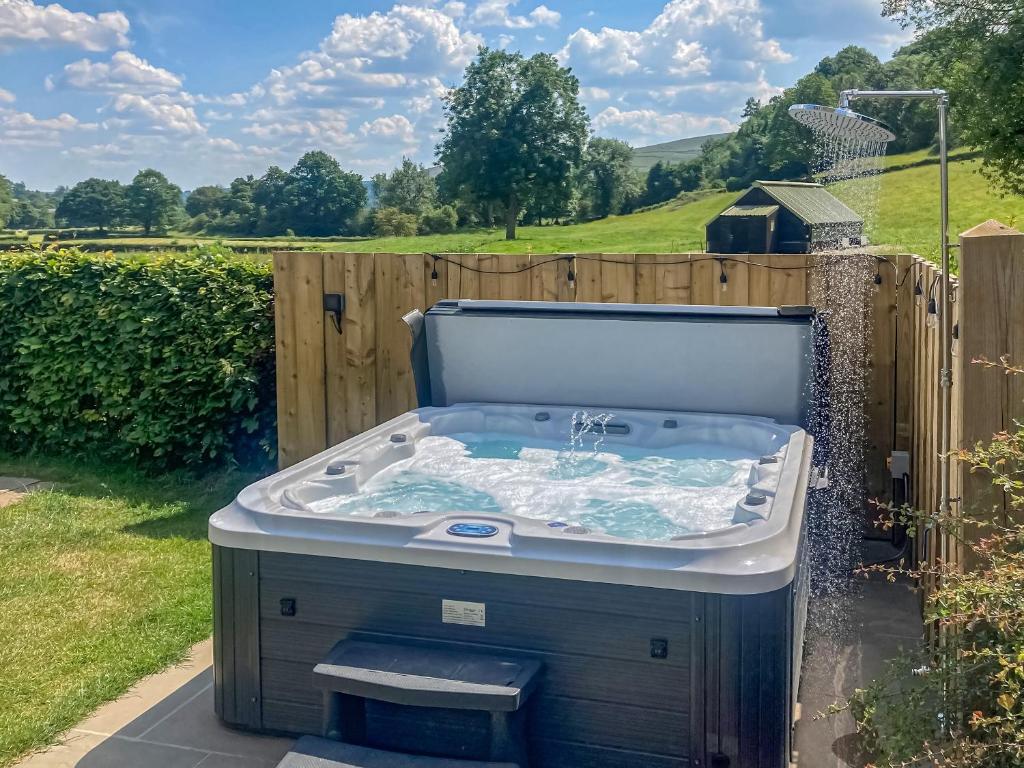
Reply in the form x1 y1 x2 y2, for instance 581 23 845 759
0 247 276 469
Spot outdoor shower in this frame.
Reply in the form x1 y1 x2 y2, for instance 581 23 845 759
789 90 953 559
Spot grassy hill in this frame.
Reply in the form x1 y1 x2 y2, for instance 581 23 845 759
26 151 1023 264
319 156 1024 261
630 134 732 171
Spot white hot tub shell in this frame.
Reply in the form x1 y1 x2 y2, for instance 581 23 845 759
210 301 819 768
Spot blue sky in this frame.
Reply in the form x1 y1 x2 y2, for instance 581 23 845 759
0 0 911 190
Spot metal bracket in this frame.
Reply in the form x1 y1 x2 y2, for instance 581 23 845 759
323 293 345 335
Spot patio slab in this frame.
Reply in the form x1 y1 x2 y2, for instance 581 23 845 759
15 569 922 768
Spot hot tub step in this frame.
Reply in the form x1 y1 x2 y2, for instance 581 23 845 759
276 737 521 768
313 640 542 712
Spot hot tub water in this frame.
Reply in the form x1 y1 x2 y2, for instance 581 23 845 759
308 414 761 541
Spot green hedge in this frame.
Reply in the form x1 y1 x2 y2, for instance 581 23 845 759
0 248 276 469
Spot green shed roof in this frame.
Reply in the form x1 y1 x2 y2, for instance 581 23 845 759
751 181 862 226
719 204 780 217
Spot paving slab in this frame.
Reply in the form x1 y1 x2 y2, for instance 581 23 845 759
14 569 921 768
15 640 292 768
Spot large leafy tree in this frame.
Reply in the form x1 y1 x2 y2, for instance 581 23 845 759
55 178 125 232
372 159 437 217
125 169 182 235
883 0 1024 194
252 166 294 235
579 137 636 219
437 48 589 240
286 151 366 237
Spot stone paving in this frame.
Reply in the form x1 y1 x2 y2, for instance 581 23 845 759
13 563 922 768
0 476 55 507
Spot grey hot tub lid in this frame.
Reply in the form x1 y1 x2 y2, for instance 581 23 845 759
409 299 816 428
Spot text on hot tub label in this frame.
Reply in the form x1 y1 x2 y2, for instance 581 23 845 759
442 599 486 627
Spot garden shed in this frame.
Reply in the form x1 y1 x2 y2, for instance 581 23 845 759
706 180 864 253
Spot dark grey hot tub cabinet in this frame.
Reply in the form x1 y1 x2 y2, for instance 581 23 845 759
213 302 816 768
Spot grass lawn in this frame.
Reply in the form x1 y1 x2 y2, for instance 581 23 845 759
0 454 259 767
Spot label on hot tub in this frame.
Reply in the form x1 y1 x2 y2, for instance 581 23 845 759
442 599 486 627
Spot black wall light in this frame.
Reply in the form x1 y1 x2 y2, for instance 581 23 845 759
323 293 345 335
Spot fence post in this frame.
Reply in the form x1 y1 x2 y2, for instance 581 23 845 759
956 220 1024 544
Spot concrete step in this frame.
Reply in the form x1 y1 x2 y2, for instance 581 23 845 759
276 737 520 768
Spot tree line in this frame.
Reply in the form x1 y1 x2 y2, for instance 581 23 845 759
3 2 1022 240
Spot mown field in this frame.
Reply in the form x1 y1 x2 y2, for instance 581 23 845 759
10 152 1022 264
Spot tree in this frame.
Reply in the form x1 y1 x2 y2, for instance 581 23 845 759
55 178 125 232
251 166 294 235
373 159 437 216
437 48 589 240
420 205 458 234
579 137 635 219
287 151 366 237
884 0 1024 194
373 207 419 237
125 169 182 235
0 174 13 228
185 185 229 218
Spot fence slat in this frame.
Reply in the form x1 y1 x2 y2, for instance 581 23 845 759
274 252 327 468
769 254 808 306
374 253 423 422
865 262 898 509
720 255 749 306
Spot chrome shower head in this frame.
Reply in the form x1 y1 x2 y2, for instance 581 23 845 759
788 104 895 143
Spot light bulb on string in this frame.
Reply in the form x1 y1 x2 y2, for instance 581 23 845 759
430 255 439 288
951 322 960 357
718 259 728 293
565 257 575 291
926 297 939 330
913 277 923 306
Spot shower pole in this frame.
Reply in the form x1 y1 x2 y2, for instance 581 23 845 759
840 88 952 559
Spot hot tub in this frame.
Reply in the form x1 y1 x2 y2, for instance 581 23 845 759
211 301 818 768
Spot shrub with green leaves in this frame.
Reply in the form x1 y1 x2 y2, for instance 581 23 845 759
850 356 1024 767
0 247 276 469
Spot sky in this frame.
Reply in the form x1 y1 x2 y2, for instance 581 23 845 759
0 0 912 191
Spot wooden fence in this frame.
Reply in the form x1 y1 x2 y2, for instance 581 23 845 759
274 251 892 501
273 225 1024 569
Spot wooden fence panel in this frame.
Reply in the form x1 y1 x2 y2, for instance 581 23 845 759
957 222 1024 535
274 252 327 468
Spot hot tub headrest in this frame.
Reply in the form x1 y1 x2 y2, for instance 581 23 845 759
409 300 816 427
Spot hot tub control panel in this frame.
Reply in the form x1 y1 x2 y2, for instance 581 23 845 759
446 522 500 538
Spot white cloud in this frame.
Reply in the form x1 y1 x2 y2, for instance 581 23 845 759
322 4 482 64
242 107 357 150
593 106 735 145
0 0 129 52
560 0 789 124
360 114 416 143
471 0 560 28
111 93 205 135
442 1 466 17
0 87 14 103
0 106 96 146
53 51 183 93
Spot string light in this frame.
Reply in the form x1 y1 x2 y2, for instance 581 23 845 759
913 276 923 306
565 256 575 290
951 322 960 357
926 275 940 329
430 255 439 288
422 252 912 288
